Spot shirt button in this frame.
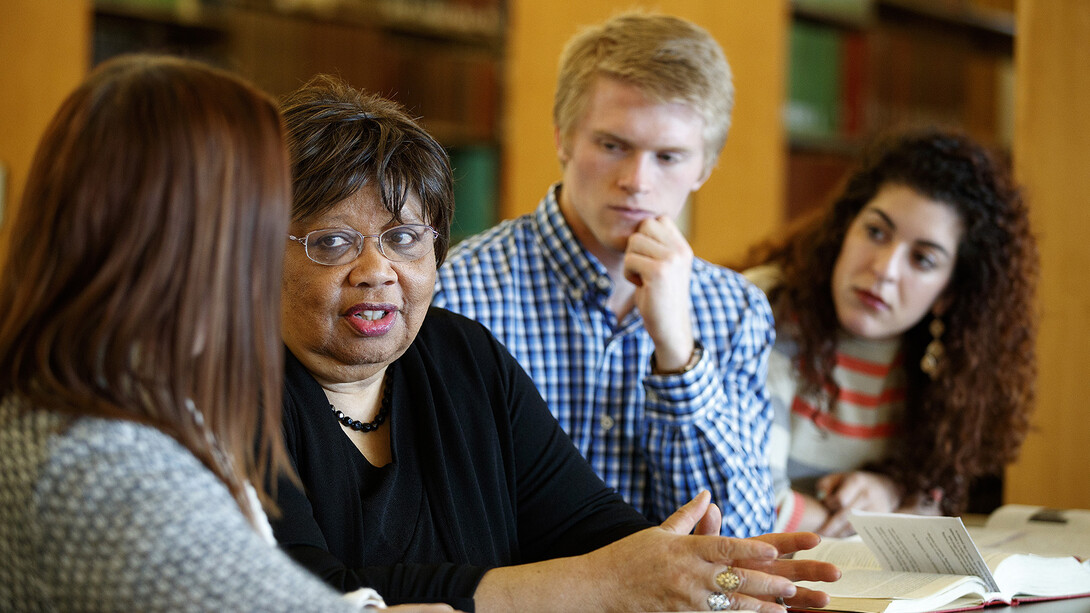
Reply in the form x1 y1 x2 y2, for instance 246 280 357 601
600 415 615 431
596 277 611 291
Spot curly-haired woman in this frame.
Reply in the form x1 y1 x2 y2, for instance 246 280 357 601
739 128 1038 536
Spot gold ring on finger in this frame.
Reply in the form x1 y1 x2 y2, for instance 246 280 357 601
715 567 741 593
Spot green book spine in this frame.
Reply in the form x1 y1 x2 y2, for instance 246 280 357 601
786 20 843 139
447 145 498 245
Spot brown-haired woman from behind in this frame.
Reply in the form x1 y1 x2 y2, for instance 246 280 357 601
0 54 453 613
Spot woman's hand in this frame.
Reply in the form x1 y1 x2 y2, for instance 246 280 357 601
787 492 835 533
474 491 839 612
738 532 841 610
814 471 902 537
896 489 944 517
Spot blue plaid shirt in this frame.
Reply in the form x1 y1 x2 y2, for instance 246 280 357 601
433 185 776 536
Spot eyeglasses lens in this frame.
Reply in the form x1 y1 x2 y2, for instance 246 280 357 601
305 230 361 266
380 226 433 261
303 225 435 265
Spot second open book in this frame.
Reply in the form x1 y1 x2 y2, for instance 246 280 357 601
792 505 1090 613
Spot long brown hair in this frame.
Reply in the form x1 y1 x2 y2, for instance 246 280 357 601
738 128 1038 513
0 55 293 520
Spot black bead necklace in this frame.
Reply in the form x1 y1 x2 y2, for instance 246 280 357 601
330 380 392 433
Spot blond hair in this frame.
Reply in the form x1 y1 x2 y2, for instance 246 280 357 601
553 12 733 174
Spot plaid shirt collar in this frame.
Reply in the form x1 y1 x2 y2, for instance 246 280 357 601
533 183 617 307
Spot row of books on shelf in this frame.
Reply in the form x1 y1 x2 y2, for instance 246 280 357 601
96 0 504 39
100 0 501 10
94 0 502 144
785 12 1013 148
397 49 500 144
786 19 867 143
794 505 1090 613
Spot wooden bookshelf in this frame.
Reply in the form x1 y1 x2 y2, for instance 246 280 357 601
91 0 505 241
785 0 1014 219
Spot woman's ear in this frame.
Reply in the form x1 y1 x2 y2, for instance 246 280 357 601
931 292 954 318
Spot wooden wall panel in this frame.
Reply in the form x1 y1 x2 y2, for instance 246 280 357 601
1005 0 1090 509
0 1 90 258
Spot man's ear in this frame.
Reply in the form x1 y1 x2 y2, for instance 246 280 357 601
555 125 570 166
690 154 716 193
692 166 712 192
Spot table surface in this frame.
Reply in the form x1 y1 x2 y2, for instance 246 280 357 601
780 596 1090 613
672 599 1090 613
983 598 1090 613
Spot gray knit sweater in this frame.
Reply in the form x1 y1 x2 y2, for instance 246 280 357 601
0 396 364 612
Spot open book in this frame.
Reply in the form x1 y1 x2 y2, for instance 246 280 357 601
792 507 1090 613
969 504 1090 560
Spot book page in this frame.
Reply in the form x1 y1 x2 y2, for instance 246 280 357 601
791 537 883 570
798 568 983 599
991 552 1090 598
984 504 1090 530
849 511 1001 593
797 569 996 613
973 505 1090 559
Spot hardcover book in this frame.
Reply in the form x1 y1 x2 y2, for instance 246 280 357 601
792 507 1090 613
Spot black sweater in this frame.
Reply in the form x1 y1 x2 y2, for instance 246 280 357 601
272 308 652 610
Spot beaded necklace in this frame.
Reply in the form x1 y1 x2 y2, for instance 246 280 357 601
330 379 392 433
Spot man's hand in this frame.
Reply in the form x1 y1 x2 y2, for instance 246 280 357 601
623 215 695 372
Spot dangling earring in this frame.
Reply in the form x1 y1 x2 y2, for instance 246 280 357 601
920 316 945 379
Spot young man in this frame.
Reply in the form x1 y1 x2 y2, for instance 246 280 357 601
433 12 775 536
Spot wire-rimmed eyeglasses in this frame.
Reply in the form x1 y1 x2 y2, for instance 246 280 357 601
287 224 438 265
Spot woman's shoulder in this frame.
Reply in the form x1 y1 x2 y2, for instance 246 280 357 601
40 414 214 497
741 263 785 296
0 397 222 513
2 404 233 547
420 306 503 348
412 307 522 383
2 399 196 477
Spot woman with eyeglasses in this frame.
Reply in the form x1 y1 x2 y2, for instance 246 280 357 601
272 75 840 613
0 55 453 613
